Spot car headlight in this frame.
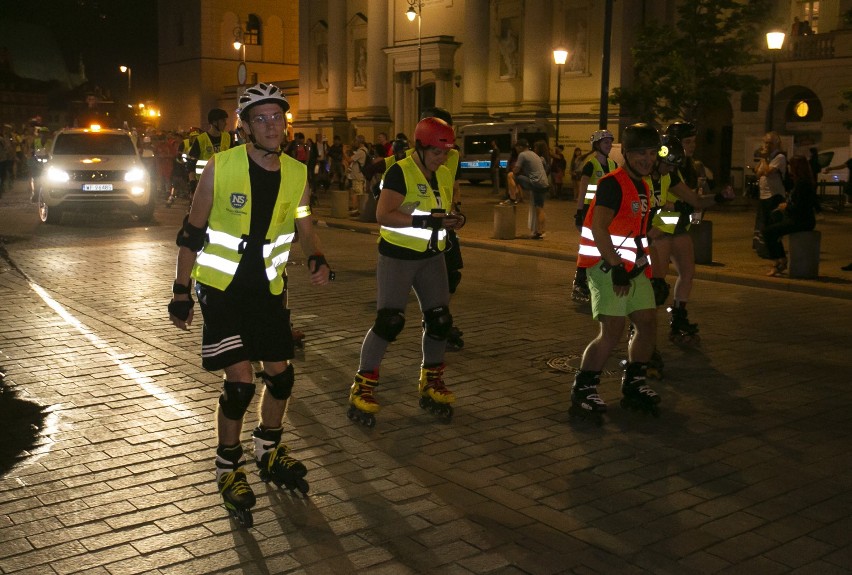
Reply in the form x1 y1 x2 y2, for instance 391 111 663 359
46 166 70 183
125 168 147 183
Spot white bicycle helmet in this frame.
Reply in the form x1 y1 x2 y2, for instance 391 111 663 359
589 129 614 144
236 83 290 121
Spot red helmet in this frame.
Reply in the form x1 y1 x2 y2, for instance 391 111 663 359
414 117 455 150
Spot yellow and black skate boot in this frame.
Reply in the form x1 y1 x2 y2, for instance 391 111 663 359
348 370 380 427
252 426 309 494
215 444 256 528
418 363 455 419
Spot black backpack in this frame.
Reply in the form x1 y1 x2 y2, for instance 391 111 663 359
780 154 794 192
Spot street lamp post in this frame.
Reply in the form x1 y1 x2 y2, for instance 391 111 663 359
233 28 247 85
406 0 423 118
766 31 786 132
119 65 132 98
552 48 568 146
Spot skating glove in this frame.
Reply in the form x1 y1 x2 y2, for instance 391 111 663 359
610 263 630 287
412 211 445 229
168 298 194 322
308 253 336 281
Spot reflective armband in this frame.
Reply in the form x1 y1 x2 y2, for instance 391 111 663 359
295 205 312 219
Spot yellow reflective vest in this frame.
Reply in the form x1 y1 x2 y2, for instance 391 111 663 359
584 156 618 205
379 156 454 253
644 173 683 235
195 131 231 175
191 146 306 295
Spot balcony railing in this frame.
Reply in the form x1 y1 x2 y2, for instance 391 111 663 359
779 28 852 60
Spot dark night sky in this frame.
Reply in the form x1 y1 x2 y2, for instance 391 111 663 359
2 0 159 101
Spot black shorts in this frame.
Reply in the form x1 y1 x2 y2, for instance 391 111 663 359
196 283 294 371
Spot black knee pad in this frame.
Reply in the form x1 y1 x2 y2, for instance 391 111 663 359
422 305 453 340
260 364 295 401
372 308 405 342
219 381 256 421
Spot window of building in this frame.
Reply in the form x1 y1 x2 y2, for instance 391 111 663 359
801 1 820 33
244 14 261 46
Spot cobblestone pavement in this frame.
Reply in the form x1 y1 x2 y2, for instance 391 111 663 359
0 180 850 574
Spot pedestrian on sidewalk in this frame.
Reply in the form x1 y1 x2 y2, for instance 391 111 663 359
762 155 819 277
512 138 550 239
753 131 788 256
167 82 334 526
570 123 662 424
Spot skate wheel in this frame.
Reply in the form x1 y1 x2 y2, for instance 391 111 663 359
296 478 310 494
363 413 376 428
228 507 253 529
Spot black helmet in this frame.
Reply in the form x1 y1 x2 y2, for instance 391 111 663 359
420 106 453 126
208 108 228 123
665 121 697 141
391 137 409 155
657 135 684 167
622 123 661 154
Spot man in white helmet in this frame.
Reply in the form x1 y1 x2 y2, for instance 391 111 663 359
168 82 334 528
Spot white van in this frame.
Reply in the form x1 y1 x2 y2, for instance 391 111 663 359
457 120 553 184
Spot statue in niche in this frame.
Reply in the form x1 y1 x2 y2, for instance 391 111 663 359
354 40 367 87
498 22 519 79
317 44 328 90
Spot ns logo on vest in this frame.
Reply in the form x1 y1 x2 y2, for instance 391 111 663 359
230 193 247 210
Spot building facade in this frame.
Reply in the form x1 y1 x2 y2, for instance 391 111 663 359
158 0 852 188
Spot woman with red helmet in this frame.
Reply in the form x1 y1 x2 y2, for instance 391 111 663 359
347 117 466 428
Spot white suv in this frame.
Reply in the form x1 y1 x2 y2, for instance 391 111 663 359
36 126 154 224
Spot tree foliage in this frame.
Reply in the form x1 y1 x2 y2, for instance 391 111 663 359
611 0 773 124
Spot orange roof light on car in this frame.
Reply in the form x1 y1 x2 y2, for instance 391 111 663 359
88 124 102 132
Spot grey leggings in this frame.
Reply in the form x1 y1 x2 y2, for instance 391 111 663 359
359 252 450 372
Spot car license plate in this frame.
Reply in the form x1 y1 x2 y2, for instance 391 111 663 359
82 184 113 191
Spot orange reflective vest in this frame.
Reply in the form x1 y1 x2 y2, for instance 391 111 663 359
577 167 651 277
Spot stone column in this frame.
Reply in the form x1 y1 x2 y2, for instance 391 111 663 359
459 0 491 122
325 0 346 118
297 0 312 115
519 0 550 114
365 0 390 120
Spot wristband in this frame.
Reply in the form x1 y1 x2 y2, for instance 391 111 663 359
172 281 191 295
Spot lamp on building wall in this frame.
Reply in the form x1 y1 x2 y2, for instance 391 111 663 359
233 27 248 85
766 30 785 132
119 65 132 98
406 0 423 117
552 48 568 145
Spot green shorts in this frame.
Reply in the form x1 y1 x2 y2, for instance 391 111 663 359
587 263 655 321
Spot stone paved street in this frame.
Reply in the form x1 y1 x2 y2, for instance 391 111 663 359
0 179 851 574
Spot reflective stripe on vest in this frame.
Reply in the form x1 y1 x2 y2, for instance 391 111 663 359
379 156 454 252
191 146 305 294
645 172 688 234
576 167 651 275
583 156 617 205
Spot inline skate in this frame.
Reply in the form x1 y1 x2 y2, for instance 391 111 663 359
347 370 380 428
620 362 661 417
569 370 606 426
669 305 700 345
215 445 256 528
418 364 455 420
252 426 309 494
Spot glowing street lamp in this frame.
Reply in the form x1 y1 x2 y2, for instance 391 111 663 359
406 0 423 117
766 31 786 132
552 48 568 145
119 65 132 97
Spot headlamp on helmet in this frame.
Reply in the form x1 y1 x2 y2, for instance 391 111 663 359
657 135 684 166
